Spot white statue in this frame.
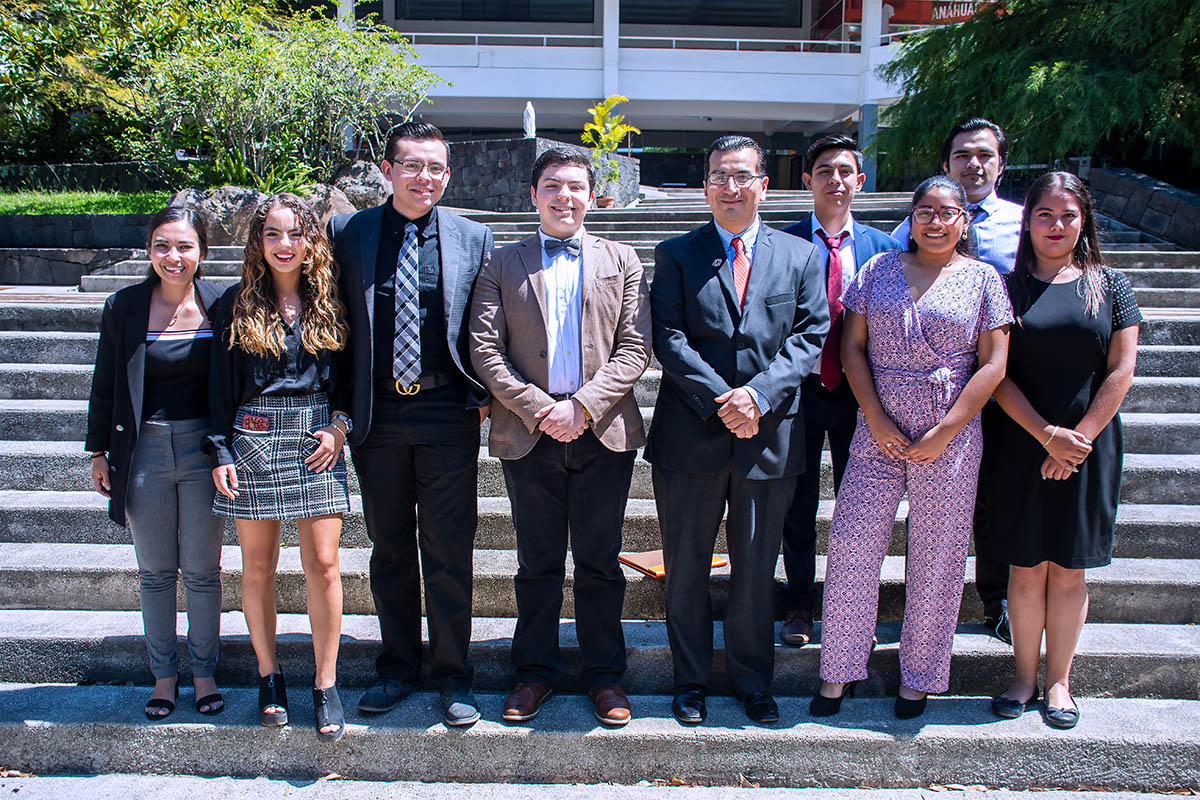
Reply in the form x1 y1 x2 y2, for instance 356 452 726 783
523 101 536 139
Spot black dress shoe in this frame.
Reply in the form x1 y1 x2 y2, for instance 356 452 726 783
810 680 857 718
894 692 927 719
991 686 1039 719
985 600 1012 646
743 691 779 724
672 685 706 725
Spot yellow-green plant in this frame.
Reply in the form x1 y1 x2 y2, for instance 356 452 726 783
581 94 640 196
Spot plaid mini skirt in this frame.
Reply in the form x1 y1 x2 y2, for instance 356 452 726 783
212 392 350 521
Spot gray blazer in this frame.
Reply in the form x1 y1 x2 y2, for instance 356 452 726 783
644 221 829 480
329 203 494 445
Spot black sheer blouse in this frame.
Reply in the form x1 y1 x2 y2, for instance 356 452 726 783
205 286 348 466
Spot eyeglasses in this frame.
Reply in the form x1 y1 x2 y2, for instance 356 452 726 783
912 207 967 224
706 171 764 187
388 159 449 178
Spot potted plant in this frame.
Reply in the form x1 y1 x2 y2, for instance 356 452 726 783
581 94 640 208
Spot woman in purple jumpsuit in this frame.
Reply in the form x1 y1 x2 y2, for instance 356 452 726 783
811 176 1012 719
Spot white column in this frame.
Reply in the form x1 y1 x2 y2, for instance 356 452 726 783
602 0 619 97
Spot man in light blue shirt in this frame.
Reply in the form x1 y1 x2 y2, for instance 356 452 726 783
892 118 1022 274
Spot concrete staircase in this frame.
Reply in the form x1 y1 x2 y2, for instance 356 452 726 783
0 192 1197 790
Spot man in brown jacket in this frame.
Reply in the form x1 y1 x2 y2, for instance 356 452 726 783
470 146 651 726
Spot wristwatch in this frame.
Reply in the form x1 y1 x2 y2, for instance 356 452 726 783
331 412 353 434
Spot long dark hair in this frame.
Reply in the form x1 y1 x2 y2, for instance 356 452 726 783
906 175 972 256
144 206 209 279
1012 171 1105 317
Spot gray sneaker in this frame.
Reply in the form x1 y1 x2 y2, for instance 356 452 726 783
358 678 415 713
440 689 481 726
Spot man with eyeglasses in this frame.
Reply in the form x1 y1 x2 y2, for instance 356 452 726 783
646 135 829 725
328 121 494 727
776 135 901 650
891 118 1023 645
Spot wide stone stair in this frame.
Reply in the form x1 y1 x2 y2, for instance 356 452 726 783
0 192 1197 790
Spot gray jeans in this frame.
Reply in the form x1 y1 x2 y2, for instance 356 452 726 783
125 417 223 679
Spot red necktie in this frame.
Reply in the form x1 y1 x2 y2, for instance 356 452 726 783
820 230 849 391
731 236 751 308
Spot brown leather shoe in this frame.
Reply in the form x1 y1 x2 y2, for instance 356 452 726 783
780 609 813 647
589 685 632 726
502 682 553 722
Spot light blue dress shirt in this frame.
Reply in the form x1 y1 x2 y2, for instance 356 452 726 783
713 217 770 414
538 228 584 395
891 190 1023 273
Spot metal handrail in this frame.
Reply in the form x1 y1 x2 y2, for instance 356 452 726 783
404 32 602 46
400 31 860 52
618 36 860 51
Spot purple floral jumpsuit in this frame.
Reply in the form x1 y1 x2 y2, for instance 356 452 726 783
818 251 1012 693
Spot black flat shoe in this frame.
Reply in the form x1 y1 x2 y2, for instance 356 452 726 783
195 691 225 716
672 685 706 725
894 692 927 719
991 686 1039 719
258 672 289 727
1045 693 1080 729
743 691 779 724
810 680 858 718
313 685 346 742
144 681 179 721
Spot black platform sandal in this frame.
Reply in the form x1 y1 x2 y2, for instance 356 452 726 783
258 672 289 727
144 680 179 721
313 685 346 742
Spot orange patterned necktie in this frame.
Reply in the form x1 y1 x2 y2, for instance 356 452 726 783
731 236 751 308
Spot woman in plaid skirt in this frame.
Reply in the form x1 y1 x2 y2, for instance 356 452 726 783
208 193 351 742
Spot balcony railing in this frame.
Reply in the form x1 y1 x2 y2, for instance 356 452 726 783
401 31 860 53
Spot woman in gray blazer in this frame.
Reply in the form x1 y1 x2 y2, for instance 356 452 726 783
86 206 226 720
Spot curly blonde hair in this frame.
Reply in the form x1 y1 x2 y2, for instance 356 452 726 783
230 193 348 358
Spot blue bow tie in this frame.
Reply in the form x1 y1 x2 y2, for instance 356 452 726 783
544 237 581 258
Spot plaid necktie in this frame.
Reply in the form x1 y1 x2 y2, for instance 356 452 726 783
393 221 421 387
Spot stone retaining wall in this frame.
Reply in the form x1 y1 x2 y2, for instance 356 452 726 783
441 137 639 212
0 214 151 248
1090 167 1200 249
0 248 138 285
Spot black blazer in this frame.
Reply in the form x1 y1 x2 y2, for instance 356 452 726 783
328 203 494 446
780 217 901 273
645 221 830 480
85 276 225 525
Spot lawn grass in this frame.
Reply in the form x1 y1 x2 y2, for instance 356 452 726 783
0 190 173 215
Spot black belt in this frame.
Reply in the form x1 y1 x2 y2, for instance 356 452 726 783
381 371 459 396
548 393 573 401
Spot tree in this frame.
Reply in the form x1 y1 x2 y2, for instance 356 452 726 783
875 0 1200 177
151 12 441 183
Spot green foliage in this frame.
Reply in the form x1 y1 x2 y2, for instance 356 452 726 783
0 190 171 214
581 95 641 195
152 12 441 184
875 0 1200 176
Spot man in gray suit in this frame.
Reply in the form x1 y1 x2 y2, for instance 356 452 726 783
328 121 493 727
646 135 829 725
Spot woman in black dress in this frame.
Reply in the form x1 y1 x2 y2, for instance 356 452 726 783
982 171 1140 728
208 193 351 741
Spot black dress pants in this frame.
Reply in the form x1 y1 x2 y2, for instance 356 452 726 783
973 402 1009 618
653 464 795 697
351 385 480 691
501 429 635 691
781 375 858 614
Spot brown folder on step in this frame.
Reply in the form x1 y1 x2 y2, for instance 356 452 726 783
618 549 728 580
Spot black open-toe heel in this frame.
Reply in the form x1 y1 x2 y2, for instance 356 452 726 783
258 672 288 727
144 680 179 721
313 685 346 742
810 680 858 717
195 689 225 716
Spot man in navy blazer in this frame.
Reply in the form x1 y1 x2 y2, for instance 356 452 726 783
646 135 829 725
777 135 900 647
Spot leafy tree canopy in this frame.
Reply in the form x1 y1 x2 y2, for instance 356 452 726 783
876 0 1200 176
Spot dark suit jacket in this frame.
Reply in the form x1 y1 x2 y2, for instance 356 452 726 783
85 276 225 525
780 217 900 273
645 221 830 480
328 202 494 446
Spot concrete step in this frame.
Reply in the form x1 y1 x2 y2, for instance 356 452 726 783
1127 288 1200 307
1123 376 1200 411
1 479 1197 558
1134 345 1200 377
1 542 1195 623
1122 268 1200 288
1 683 1196 789
79 274 240 293
0 399 86 440
1122 411 1200 452
1106 251 1200 268
1 609 1195 700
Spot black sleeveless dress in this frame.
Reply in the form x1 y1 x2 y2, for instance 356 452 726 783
980 267 1141 569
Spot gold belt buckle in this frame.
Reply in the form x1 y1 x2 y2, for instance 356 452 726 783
395 380 421 396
